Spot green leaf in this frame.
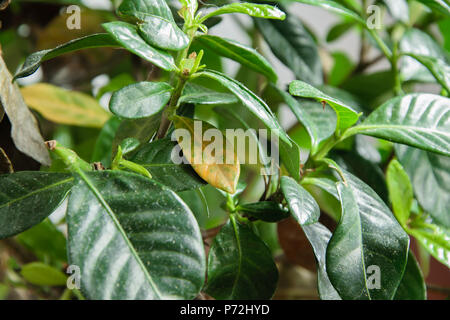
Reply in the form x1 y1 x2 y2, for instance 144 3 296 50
196 35 277 82
16 219 67 264
331 151 388 204
400 29 450 84
292 0 364 23
329 51 355 86
403 53 450 93
408 222 450 268
255 12 322 85
179 83 238 105
196 69 291 145
21 83 111 128
67 171 205 299
289 80 360 131
130 137 206 192
0 172 73 239
213 106 272 176
326 21 356 42
279 137 302 181
415 0 450 16
383 0 409 23
237 201 290 222
14 33 118 80
205 218 278 299
302 222 341 300
386 159 413 227
118 0 175 21
394 252 427 300
276 86 336 153
110 81 172 119
138 15 189 51
341 70 395 108
112 113 161 155
344 94 450 157
21 262 67 286
281 176 320 225
199 3 285 22
102 22 176 71
327 173 409 300
396 145 450 228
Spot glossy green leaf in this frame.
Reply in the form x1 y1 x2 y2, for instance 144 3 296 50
196 69 291 145
277 86 336 153
199 3 285 22
415 0 450 16
196 35 277 82
400 29 450 84
179 83 238 105
281 176 320 225
213 106 272 176
255 13 322 85
110 81 173 119
67 171 205 299
138 15 189 51
386 159 413 227
345 94 450 157
396 144 450 228
394 252 427 300
21 262 67 286
102 22 176 71
327 173 409 300
14 34 118 80
279 137 302 181
403 53 450 93
408 222 450 268
289 80 360 131
237 201 290 222
0 172 73 239
130 137 206 192
118 0 174 21
332 151 388 204
205 218 278 299
292 0 364 23
302 222 341 300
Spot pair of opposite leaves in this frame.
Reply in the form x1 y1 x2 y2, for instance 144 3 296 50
172 116 240 194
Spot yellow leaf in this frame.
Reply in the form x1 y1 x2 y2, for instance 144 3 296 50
21 83 110 128
173 116 240 194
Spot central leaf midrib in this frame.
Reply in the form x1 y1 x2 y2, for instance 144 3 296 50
77 171 163 299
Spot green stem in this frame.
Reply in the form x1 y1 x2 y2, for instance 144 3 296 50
312 136 337 161
157 26 197 139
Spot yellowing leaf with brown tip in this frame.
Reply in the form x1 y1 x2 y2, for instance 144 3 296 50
173 116 240 194
21 83 110 128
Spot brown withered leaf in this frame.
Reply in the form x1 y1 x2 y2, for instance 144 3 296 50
0 56 50 165
0 147 13 173
173 116 240 194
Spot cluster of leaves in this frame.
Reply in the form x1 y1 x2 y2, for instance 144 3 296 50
0 0 449 300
